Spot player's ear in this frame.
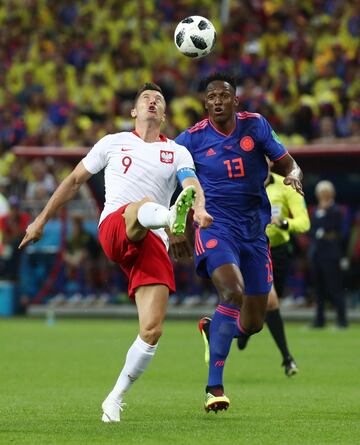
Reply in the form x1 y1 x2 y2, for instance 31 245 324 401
161 112 166 123
131 108 137 118
234 95 239 107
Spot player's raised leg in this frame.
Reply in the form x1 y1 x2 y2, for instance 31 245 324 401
128 186 195 240
102 284 168 422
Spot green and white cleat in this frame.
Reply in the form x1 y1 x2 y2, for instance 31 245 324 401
198 316 211 366
169 186 196 236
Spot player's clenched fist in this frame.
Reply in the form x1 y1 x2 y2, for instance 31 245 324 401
18 219 44 249
193 206 213 229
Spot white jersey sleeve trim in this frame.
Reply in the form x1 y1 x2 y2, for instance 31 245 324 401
172 141 195 172
82 134 111 174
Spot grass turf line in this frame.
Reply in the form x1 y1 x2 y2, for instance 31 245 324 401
0 319 359 445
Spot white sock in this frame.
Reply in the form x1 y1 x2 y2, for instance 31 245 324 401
137 202 170 229
108 335 158 402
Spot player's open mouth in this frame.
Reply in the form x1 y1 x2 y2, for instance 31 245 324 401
214 107 224 114
148 106 157 113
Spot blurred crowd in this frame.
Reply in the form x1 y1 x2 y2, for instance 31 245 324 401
1 174 360 318
0 0 360 314
0 0 360 162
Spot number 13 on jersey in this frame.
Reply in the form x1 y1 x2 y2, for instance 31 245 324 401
223 157 245 178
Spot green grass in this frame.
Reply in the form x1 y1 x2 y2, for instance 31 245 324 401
0 318 359 445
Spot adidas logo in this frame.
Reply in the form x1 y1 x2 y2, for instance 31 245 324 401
206 148 216 156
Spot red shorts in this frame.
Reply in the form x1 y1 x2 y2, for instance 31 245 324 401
98 205 175 299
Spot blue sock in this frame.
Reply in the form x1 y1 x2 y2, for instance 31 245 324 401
208 303 240 388
234 312 250 339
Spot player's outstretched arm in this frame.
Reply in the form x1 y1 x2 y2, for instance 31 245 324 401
273 153 304 196
181 177 213 229
18 161 93 249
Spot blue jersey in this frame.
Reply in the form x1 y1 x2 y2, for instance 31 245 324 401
175 112 287 240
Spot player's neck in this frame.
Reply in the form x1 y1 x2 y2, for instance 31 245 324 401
135 122 162 143
209 115 236 136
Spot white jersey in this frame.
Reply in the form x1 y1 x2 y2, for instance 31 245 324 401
82 131 195 245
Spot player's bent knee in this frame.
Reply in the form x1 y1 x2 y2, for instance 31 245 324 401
251 321 265 334
124 198 153 241
244 320 264 335
140 325 163 345
266 287 279 311
221 286 244 307
266 299 278 311
124 197 153 220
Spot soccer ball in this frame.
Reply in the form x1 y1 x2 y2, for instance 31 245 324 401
174 16 216 59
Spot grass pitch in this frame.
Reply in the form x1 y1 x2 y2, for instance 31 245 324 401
0 318 359 445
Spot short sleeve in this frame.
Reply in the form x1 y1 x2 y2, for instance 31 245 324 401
258 116 288 161
175 130 192 153
82 135 110 174
174 144 195 172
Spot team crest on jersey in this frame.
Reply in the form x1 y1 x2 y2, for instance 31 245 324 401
240 136 255 152
160 150 174 163
206 239 218 249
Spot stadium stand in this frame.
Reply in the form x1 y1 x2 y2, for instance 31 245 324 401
0 0 359 315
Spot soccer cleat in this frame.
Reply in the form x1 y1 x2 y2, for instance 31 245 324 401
198 316 211 366
282 357 299 377
169 185 196 235
101 396 126 422
204 390 230 413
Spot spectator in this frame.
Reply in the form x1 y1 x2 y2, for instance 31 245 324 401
309 180 348 328
0 176 9 217
0 195 31 281
25 159 56 201
0 176 9 257
345 211 360 307
61 214 102 298
0 0 359 313
312 115 338 144
17 71 44 106
0 0 359 152
347 108 360 143
5 157 28 199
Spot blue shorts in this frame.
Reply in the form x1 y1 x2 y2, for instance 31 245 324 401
194 225 273 295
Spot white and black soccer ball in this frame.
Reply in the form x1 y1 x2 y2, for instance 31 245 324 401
174 16 216 59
